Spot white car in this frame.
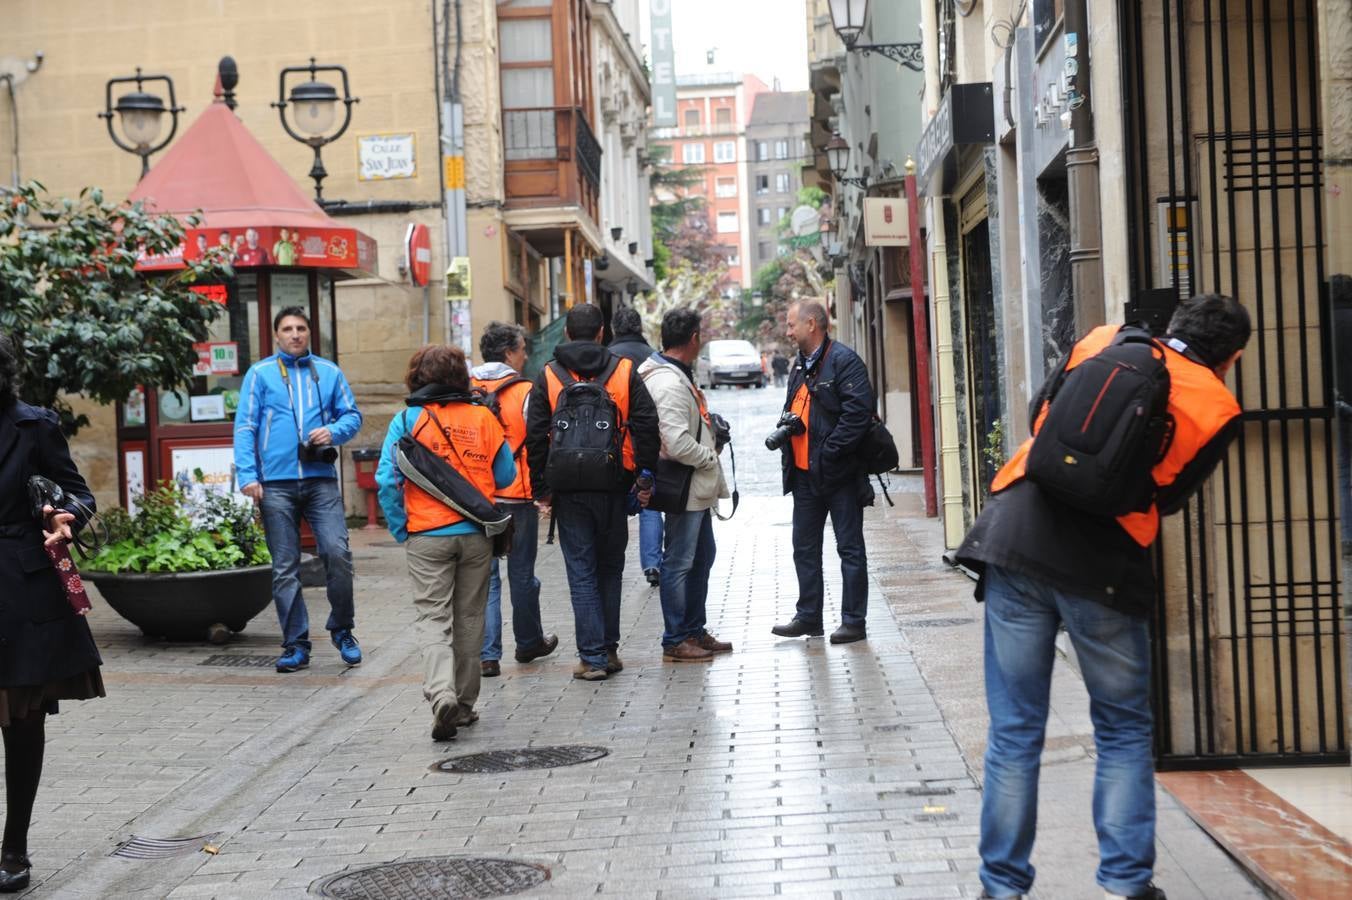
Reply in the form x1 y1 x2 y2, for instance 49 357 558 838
697 339 765 389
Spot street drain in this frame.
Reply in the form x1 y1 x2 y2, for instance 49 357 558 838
199 654 277 668
111 834 221 859
901 617 975 628
433 745 608 774
313 857 549 899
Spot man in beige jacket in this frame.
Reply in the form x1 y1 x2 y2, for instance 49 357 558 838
638 308 733 662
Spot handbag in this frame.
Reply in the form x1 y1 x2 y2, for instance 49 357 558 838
27 476 94 615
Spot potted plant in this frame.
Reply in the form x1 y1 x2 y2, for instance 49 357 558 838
82 482 273 644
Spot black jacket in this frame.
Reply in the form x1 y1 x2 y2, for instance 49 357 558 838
608 331 657 370
955 341 1240 618
525 340 660 497
0 401 103 686
780 337 875 503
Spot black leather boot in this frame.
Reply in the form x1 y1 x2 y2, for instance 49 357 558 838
0 853 31 893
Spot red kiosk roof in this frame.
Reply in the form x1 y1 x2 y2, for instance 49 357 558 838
132 102 377 276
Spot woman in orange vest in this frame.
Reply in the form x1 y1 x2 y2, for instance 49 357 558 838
375 345 517 742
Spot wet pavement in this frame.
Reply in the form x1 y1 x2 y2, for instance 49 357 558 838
20 386 1264 898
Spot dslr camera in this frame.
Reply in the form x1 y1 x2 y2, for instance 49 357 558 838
299 440 339 464
765 411 806 451
709 412 732 452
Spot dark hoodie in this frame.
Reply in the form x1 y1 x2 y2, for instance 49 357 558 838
608 330 657 370
525 340 660 497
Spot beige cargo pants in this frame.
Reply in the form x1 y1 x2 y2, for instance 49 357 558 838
404 533 492 714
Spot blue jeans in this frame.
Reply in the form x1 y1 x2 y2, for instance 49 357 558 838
639 508 664 571
555 492 627 669
258 478 355 653
481 503 546 661
979 565 1156 898
791 475 868 627
659 509 715 649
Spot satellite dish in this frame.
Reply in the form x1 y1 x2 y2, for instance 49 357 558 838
789 205 820 238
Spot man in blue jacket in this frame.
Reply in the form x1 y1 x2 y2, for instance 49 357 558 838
770 300 875 644
233 306 364 673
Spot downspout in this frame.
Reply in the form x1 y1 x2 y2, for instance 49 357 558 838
920 0 965 549
440 0 471 356
1064 0 1104 329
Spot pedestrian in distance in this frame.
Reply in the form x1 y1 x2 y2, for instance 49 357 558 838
638 307 733 663
769 300 876 645
525 303 660 681
608 306 664 588
233 306 364 674
471 321 559 678
771 351 790 387
376 345 518 741
956 294 1252 900
0 335 105 893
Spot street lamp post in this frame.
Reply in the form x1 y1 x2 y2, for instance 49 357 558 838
824 133 868 189
273 58 359 202
827 0 924 72
98 69 184 179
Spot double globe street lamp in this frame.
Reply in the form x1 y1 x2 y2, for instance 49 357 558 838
273 58 359 202
99 68 185 179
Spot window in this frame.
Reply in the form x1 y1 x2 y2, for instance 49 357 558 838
684 108 701 129
758 208 771 226
715 176 736 198
715 107 733 129
500 14 556 160
775 139 789 159
682 142 705 164
755 174 769 194
775 172 791 193
713 141 736 163
758 241 771 260
726 249 739 265
716 211 739 233
756 141 769 161
777 207 789 222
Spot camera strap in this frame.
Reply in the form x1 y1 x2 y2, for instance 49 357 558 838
277 356 328 442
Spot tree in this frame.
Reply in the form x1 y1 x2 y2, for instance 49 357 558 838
647 144 707 282
743 186 834 349
629 258 727 347
0 182 228 433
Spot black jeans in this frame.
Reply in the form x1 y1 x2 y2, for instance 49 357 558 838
791 475 868 627
554 492 629 669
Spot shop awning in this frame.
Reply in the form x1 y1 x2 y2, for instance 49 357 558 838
130 101 377 277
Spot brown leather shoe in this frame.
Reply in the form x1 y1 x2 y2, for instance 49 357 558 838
572 661 608 681
514 633 559 663
663 638 714 662
480 659 500 677
451 704 479 727
695 631 733 653
431 702 458 741
606 650 624 674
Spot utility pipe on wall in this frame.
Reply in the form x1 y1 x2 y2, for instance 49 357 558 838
1064 0 1104 329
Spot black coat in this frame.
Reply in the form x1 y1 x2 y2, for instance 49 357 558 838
607 332 657 370
0 402 102 687
780 337 875 503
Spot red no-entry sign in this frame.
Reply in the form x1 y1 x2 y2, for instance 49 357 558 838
406 223 432 287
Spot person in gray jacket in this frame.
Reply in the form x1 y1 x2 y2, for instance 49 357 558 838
638 308 732 662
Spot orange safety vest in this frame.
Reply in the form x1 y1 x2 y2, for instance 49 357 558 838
543 356 637 472
991 324 1240 547
472 374 532 500
789 383 811 470
402 401 505 534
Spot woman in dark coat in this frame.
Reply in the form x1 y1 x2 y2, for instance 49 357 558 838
0 335 104 891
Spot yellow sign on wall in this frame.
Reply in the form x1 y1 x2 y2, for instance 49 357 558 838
444 156 465 190
446 257 472 302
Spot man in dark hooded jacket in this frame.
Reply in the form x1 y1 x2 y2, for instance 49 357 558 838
608 307 664 585
526 304 660 680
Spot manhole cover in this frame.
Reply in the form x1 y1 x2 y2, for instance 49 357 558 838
901 617 975 628
199 655 277 668
313 857 549 899
433 745 608 774
111 834 221 859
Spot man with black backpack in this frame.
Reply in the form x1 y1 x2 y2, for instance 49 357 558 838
525 304 660 681
769 300 876 646
956 294 1251 900
471 322 559 679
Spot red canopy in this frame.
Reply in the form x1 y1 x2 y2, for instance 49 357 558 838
131 101 377 276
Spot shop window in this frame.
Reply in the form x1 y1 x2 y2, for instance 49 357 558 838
162 275 261 427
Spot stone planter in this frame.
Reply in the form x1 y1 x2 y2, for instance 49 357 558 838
84 565 273 644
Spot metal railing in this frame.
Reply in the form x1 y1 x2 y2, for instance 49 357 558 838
503 106 602 191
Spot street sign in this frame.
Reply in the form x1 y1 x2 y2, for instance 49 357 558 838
405 223 433 287
863 198 908 246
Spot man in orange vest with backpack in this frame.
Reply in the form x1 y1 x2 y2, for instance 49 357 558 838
956 294 1251 900
525 304 660 681
471 322 560 679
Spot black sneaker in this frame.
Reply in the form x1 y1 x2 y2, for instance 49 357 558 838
770 618 824 638
1111 886 1167 900
644 567 660 587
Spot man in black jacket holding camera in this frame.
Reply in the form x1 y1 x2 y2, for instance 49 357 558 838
769 300 875 644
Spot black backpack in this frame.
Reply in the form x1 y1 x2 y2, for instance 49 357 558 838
1025 327 1174 516
858 416 900 475
545 358 627 493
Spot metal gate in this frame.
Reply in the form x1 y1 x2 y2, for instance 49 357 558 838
1121 0 1347 767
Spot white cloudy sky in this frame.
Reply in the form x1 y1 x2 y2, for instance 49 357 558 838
641 0 810 91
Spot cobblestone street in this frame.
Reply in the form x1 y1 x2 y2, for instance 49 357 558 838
18 388 1263 899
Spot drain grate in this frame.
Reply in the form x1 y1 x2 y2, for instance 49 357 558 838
111 834 221 859
433 745 608 774
199 654 277 668
901 617 975 628
313 857 549 899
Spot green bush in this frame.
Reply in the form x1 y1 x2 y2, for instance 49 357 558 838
85 482 270 574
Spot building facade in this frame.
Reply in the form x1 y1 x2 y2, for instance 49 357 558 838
745 91 812 275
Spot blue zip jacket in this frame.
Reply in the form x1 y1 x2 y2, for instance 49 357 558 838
376 402 516 542
232 352 363 487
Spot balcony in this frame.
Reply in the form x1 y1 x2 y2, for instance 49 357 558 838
503 106 602 252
